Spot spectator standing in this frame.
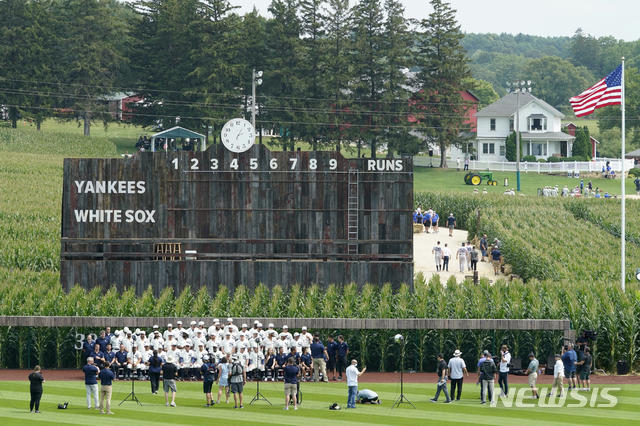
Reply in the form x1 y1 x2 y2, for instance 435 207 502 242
283 357 300 410
447 214 456 237
469 246 479 271
442 244 451 272
479 235 488 262
562 343 578 390
98 361 115 414
326 335 338 380
430 353 452 403
148 350 163 395
346 359 366 409
28 365 44 413
201 355 216 406
480 352 496 404
456 157 461 171
423 210 432 233
162 354 178 407
548 354 565 397
82 334 96 366
96 330 110 356
217 357 230 403
336 335 349 380
229 355 246 409
464 156 469 171
456 243 467 273
491 246 502 275
432 241 443 272
577 347 592 391
431 211 440 234
310 336 329 382
635 177 640 195
477 350 489 401
498 345 511 397
447 350 468 401
525 353 540 399
83 357 100 410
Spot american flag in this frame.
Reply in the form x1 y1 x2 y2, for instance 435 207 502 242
570 65 622 117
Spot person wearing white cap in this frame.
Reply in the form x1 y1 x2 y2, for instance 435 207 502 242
152 331 164 351
126 345 143 380
247 343 263 380
140 342 153 379
256 323 265 340
207 321 218 338
237 344 250 373
240 324 251 340
206 333 218 354
161 354 178 407
448 349 468 401
281 325 293 342
235 333 248 352
163 333 177 352
136 330 150 352
299 327 311 351
263 330 276 353
122 331 134 353
291 333 303 355
179 342 196 381
201 354 217 406
163 324 174 341
276 333 290 355
193 329 205 349
225 318 239 335
175 321 184 336
110 330 122 352
221 332 234 356
188 321 198 340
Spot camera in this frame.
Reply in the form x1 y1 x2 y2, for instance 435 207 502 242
584 330 598 341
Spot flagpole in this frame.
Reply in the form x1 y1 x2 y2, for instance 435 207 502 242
621 57 626 292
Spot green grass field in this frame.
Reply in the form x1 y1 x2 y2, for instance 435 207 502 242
0 381 636 425
415 167 635 196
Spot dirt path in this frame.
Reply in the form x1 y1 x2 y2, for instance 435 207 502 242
413 228 500 282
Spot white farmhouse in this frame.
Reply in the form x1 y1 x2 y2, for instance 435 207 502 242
471 92 575 161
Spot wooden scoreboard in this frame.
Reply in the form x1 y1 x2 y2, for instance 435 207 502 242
60 143 413 295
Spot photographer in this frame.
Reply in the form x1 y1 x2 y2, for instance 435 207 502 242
201 355 217 406
229 355 246 409
28 365 44 413
561 343 578 390
283 357 300 410
577 347 592 392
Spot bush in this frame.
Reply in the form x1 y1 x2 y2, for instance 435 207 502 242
628 167 640 177
537 159 546 163
558 156 587 162
522 155 537 162
547 156 560 162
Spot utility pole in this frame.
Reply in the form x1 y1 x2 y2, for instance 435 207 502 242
506 80 532 192
251 69 263 130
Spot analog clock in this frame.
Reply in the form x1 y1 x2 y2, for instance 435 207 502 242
221 118 255 153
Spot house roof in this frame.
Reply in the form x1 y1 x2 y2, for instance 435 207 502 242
590 136 600 145
527 113 546 119
520 131 575 140
475 92 564 118
152 126 205 140
625 148 640 158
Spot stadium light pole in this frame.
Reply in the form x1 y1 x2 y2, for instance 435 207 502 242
251 70 263 130
506 80 532 192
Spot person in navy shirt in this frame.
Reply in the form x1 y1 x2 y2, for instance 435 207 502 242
98 362 115 414
82 334 96 365
96 331 110 355
82 357 100 409
92 344 106 369
288 346 301 366
310 336 329 382
326 335 338 380
300 347 312 380
336 335 349 380
103 343 115 365
113 344 128 380
200 355 216 406
275 347 288 379
283 357 300 410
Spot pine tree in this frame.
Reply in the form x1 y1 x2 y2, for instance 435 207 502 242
571 125 591 159
505 131 522 162
411 0 474 168
323 0 353 152
351 0 385 158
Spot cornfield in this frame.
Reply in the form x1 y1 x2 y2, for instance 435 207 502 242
0 268 638 374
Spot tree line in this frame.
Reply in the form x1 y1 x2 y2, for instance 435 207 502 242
1 1 639 160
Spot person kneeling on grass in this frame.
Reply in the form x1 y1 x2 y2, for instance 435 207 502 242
357 389 381 404
283 357 300 410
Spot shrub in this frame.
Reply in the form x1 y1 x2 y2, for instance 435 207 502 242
628 167 640 177
522 155 537 162
537 158 546 163
547 156 560 162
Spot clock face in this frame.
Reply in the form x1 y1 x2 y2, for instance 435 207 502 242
221 119 255 153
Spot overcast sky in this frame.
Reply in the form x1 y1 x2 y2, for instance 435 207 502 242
232 0 638 41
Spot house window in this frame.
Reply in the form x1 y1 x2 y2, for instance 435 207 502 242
529 118 547 131
509 118 514 131
483 143 495 154
490 118 496 131
531 143 547 156
499 145 506 156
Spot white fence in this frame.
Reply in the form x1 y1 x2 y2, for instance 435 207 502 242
414 157 635 174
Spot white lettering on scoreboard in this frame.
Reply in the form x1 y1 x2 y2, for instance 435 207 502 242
367 159 404 171
73 210 155 223
75 180 146 194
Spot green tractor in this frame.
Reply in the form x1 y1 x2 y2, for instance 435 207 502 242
464 171 497 186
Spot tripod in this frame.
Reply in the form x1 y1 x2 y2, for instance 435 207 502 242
391 338 415 409
120 369 142 406
249 372 271 406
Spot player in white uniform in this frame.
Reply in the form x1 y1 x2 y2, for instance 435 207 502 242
432 241 443 271
224 318 239 336
193 343 207 379
163 324 175 341
235 334 248 353
281 325 293 342
122 331 134 353
221 332 235 356
276 334 290 354
206 334 218 354
263 331 276 354
151 330 164 351
239 324 251 340
292 333 303 354
299 327 312 352
174 321 185 338
110 330 122 351
180 343 196 381
127 345 143 379
456 243 467 273
140 343 153 379
187 321 198 340
164 334 178 352
465 241 473 270
136 330 150 352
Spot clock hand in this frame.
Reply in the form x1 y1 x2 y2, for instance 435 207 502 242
236 130 243 140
